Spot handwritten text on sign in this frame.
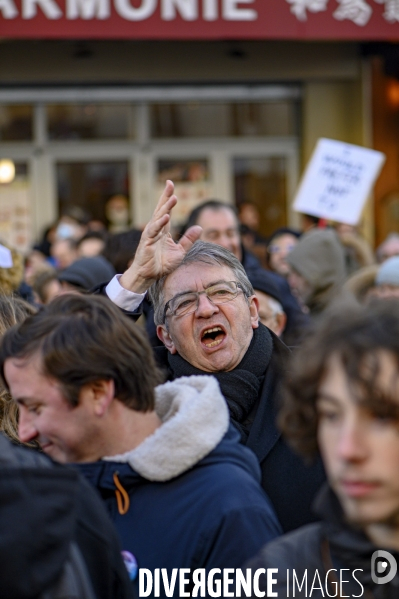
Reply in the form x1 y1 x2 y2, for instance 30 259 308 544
292 139 385 225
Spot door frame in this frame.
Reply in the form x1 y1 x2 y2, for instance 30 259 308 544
146 137 300 229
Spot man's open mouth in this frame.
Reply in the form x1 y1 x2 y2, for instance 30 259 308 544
201 326 226 348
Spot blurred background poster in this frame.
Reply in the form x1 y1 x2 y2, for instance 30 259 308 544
156 158 214 227
0 181 32 254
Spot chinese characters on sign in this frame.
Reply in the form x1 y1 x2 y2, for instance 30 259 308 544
286 0 399 25
1 0 399 38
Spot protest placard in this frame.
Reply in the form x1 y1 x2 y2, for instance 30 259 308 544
293 139 385 225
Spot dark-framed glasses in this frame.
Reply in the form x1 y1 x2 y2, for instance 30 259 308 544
163 281 245 322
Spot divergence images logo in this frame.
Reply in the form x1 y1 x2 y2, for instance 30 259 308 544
371 550 397 585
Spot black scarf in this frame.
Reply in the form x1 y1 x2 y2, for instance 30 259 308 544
168 324 273 443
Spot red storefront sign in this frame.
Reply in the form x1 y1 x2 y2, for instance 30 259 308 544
1 0 399 39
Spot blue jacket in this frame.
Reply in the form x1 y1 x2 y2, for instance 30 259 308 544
76 376 281 595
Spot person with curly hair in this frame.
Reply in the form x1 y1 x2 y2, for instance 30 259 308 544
246 300 399 597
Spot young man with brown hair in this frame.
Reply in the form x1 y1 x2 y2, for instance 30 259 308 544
0 294 281 597
247 300 399 597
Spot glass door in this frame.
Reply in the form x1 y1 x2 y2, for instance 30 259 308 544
56 160 130 227
148 139 299 235
233 155 288 238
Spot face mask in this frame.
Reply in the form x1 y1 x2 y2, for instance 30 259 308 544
56 223 79 240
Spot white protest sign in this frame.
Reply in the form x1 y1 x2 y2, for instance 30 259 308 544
293 139 385 225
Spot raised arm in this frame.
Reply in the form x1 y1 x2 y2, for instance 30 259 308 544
119 181 202 293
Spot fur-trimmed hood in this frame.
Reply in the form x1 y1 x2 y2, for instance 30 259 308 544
76 376 281 582
103 375 230 481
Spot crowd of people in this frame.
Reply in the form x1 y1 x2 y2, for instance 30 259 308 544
0 181 399 598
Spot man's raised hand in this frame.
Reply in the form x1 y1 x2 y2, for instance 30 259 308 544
119 181 202 293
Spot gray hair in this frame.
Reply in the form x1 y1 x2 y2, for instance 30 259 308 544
149 240 254 326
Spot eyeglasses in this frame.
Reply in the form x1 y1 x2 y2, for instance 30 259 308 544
268 244 296 255
162 281 246 323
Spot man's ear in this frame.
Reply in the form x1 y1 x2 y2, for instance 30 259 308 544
248 295 260 329
274 312 287 337
80 379 115 416
157 325 177 354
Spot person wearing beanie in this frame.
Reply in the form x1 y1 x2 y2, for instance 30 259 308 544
286 229 353 318
374 255 399 298
247 270 287 339
58 256 116 292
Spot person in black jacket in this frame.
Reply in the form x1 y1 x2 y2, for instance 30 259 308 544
101 181 325 532
247 300 399 597
0 294 281 598
0 432 134 599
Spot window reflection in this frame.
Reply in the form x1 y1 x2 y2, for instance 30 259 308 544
48 105 133 140
0 106 33 141
151 101 297 138
234 156 287 238
57 161 130 225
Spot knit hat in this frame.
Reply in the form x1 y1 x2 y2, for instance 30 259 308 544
58 256 116 291
375 256 399 287
247 270 283 305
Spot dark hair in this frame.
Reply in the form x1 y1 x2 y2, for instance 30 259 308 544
102 229 142 273
32 268 58 303
280 299 399 459
77 230 108 247
301 214 320 226
0 294 163 411
267 227 301 247
184 200 238 232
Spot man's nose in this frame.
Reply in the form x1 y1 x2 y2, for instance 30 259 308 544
18 409 38 444
336 420 368 462
195 293 220 317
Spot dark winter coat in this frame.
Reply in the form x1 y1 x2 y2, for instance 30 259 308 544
76 376 281 597
246 485 399 598
154 332 325 533
0 433 134 599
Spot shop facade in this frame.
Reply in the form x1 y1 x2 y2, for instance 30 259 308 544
0 1 398 249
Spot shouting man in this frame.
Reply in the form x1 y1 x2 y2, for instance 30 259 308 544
105 181 324 532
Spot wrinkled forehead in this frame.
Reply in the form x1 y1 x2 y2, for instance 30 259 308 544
163 262 237 298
